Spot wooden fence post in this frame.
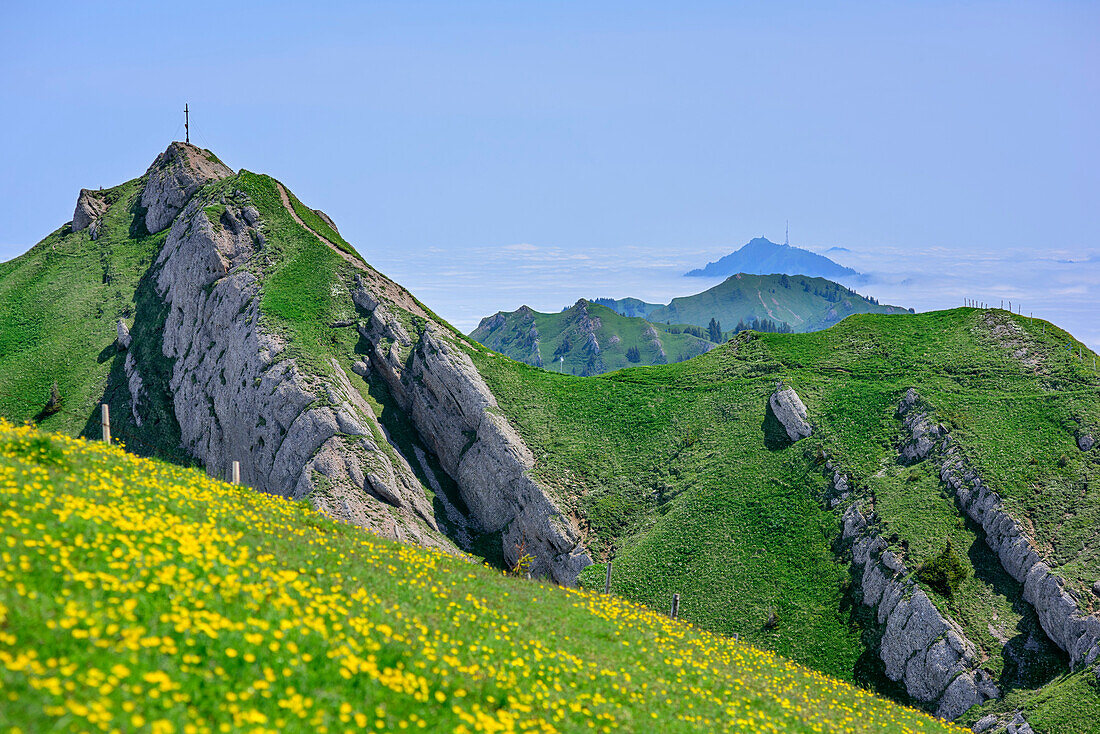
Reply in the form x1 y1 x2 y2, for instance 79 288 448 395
231 460 240 485
604 562 612 595
101 404 110 444
670 593 680 619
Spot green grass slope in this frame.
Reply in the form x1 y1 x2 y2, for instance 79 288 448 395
470 299 713 375
470 307 1100 726
0 421 965 733
645 273 909 333
0 178 169 441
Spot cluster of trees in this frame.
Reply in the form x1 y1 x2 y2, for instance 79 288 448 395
800 280 859 303
625 346 641 363
667 324 706 339
733 318 793 334
707 318 722 342
667 320 724 343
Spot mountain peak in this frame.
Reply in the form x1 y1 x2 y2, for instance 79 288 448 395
685 237 859 279
140 142 233 233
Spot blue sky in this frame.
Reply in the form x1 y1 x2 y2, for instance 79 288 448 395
2 2 1098 342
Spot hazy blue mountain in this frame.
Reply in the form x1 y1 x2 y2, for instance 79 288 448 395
685 237 859 279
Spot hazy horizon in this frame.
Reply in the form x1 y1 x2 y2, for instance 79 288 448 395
3 1 1097 345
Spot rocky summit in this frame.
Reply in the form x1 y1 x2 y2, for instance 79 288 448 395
0 142 589 584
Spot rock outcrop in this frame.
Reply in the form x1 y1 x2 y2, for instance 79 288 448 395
141 142 233 234
899 390 1100 669
357 292 592 584
842 503 999 719
116 319 131 350
972 712 1036 734
769 386 813 442
73 189 108 234
314 208 339 233
141 165 449 550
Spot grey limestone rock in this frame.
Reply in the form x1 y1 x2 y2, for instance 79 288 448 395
358 314 593 584
1078 433 1094 452
116 319 132 350
1005 712 1035 734
972 714 997 733
141 142 233 234
73 189 108 232
770 387 813 442
123 352 144 427
900 411 941 464
143 183 449 551
842 502 997 719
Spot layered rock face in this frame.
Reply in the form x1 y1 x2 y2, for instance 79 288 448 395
129 144 450 550
357 292 593 584
842 503 999 719
898 390 1100 669
141 143 233 233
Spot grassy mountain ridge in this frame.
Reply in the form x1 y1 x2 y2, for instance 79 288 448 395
472 274 909 376
645 273 910 333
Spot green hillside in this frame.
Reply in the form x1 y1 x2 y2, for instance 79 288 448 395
0 421 965 734
469 307 1100 729
642 273 910 333
470 299 714 376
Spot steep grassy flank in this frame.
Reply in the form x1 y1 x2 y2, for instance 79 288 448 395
472 308 1100 717
470 300 713 375
0 422 964 734
0 177 177 446
646 273 908 333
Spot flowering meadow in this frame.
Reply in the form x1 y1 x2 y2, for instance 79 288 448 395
0 420 966 733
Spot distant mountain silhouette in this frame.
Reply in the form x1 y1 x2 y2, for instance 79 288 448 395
685 237 859 279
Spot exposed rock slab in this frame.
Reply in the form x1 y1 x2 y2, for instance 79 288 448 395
770 386 813 442
357 294 592 584
73 189 108 232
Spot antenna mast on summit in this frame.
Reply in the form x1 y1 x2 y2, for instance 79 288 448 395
184 104 189 144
